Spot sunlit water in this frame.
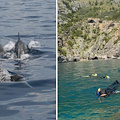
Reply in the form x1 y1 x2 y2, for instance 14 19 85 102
0 0 56 120
58 60 120 120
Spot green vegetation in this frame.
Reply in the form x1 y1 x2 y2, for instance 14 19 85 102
58 47 67 56
62 0 73 12
60 20 73 33
114 39 118 44
58 0 120 35
114 36 120 44
103 37 109 43
67 40 74 47
70 27 83 38
58 0 120 57
83 45 89 51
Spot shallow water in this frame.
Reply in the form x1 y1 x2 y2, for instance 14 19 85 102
0 0 56 120
58 60 120 120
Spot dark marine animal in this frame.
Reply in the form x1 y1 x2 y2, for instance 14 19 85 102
0 44 4 57
0 67 23 82
14 32 28 58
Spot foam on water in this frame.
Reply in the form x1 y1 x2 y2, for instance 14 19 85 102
28 40 41 49
2 40 41 60
0 67 11 81
4 41 15 52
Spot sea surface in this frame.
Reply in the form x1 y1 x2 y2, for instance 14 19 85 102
0 0 56 120
58 60 120 120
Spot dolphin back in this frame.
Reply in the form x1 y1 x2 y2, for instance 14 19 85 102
15 32 28 58
0 44 4 56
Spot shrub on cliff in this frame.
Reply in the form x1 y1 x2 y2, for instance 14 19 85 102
58 47 67 56
67 40 74 48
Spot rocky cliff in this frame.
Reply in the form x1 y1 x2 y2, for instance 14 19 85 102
58 0 120 62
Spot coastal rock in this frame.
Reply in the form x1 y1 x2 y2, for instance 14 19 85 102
58 17 120 62
58 55 68 63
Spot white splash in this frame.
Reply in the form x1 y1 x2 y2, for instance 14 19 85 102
3 52 13 59
3 40 40 60
20 53 30 60
28 40 41 49
0 67 11 81
4 41 15 52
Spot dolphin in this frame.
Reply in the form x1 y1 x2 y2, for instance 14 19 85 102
0 67 24 82
0 44 4 57
0 66 33 88
11 74 24 81
14 32 28 58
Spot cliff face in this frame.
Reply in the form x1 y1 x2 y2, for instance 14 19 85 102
58 0 120 62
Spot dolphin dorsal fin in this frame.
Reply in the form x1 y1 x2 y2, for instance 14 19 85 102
18 32 20 42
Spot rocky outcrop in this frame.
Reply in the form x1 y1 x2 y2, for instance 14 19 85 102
58 18 120 62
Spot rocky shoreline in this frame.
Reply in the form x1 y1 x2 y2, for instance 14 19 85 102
58 54 120 63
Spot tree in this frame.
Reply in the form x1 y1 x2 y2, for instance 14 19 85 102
95 0 98 6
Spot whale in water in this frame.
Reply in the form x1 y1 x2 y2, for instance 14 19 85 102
15 32 28 58
0 67 23 82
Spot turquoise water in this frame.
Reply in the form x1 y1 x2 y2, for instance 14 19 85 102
58 60 120 120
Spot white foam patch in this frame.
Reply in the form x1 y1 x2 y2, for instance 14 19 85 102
28 40 41 49
0 67 11 81
9 53 15 59
114 90 120 94
3 52 13 59
20 54 30 60
4 51 30 60
4 41 15 52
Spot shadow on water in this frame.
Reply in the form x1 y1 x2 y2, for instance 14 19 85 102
28 49 44 55
28 78 56 90
45 65 56 70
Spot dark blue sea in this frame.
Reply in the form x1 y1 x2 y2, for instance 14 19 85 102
0 0 56 120
58 60 120 120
